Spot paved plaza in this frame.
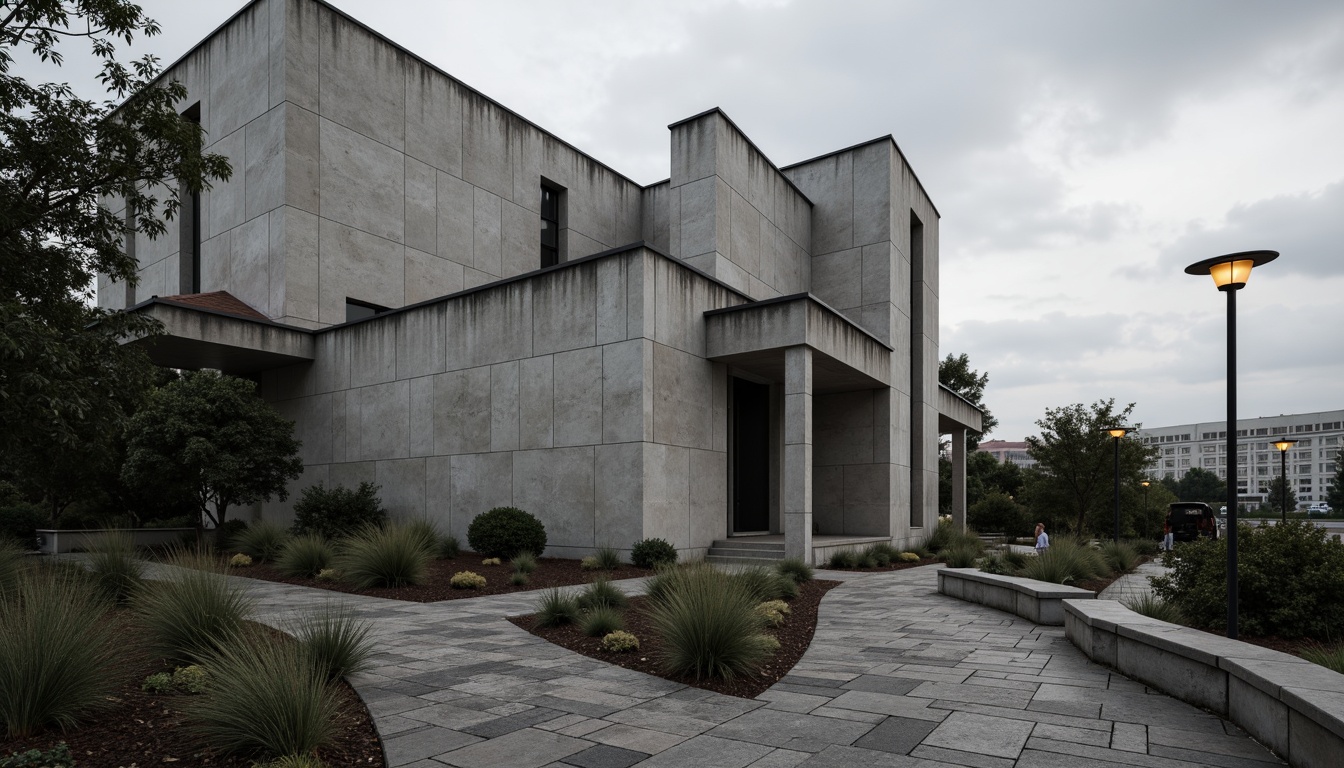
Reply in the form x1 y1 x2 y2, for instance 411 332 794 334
239 564 1285 767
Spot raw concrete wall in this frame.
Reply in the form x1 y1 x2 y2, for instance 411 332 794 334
666 110 812 300
256 247 745 559
100 0 646 331
814 390 892 537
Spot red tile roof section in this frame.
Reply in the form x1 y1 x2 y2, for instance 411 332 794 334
157 291 270 321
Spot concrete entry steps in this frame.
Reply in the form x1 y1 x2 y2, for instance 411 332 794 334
706 534 893 565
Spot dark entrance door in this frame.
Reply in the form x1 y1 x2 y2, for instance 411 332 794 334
732 378 770 533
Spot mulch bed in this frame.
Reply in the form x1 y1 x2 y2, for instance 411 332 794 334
510 578 841 700
815 556 940 574
232 553 648 602
0 614 384 767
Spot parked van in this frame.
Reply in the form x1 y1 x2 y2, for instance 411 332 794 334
1308 503 1332 517
1166 502 1219 542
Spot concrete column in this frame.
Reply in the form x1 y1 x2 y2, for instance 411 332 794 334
784 346 813 563
951 428 967 532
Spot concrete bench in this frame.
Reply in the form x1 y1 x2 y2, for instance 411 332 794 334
1065 599 1344 768
937 567 1095 625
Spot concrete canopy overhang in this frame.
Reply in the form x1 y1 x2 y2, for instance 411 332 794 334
938 384 984 433
703 294 891 393
121 299 315 375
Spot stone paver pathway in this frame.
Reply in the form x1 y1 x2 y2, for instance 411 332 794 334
1098 560 1170 603
235 565 1283 767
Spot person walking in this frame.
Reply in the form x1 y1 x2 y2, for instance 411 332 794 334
1162 518 1174 551
1034 523 1050 556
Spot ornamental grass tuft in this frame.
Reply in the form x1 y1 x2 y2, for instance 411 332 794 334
578 606 624 637
288 603 375 682
775 557 813 585
86 530 143 604
511 551 538 575
133 549 255 665
535 588 581 627
275 534 334 579
336 523 430 589
1302 643 1344 675
592 545 622 570
577 578 627 611
231 520 291 563
187 632 339 760
1121 594 1186 625
0 565 117 738
647 564 774 681
1100 541 1141 574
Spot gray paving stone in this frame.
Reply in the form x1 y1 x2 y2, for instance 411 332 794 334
1147 744 1282 768
462 705 566 737
634 734 774 768
826 690 948 722
381 726 482 766
910 744 1015 768
586 722 688 753
795 743 954 768
1147 725 1281 762
745 748 812 768
842 674 922 696
560 743 650 768
851 715 938 755
908 681 1033 709
706 708 875 752
923 712 1032 759
1031 721 1111 747
437 727 591 768
1112 721 1148 753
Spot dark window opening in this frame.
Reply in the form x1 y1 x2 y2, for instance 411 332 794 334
345 298 389 323
181 102 202 293
540 183 560 268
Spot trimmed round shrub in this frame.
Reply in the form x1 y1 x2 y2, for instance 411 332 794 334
630 538 677 569
450 571 487 589
0 503 46 550
601 630 639 653
467 507 547 558
276 534 335 579
289 481 387 540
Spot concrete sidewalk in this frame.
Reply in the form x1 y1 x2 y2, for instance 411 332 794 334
237 564 1282 767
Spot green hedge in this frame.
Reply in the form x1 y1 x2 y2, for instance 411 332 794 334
466 507 546 558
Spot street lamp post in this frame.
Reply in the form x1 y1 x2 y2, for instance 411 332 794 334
1185 250 1278 640
1104 427 1132 543
1273 439 1298 524
1141 480 1151 538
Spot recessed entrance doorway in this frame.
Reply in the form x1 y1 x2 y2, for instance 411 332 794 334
731 377 771 534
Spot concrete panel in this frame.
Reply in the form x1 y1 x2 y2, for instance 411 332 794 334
377 457 426 519
395 305 447 379
533 266 598 355
425 454 452 534
843 464 891 535
281 0 320 112
670 115 716 188
408 375 434 457
711 361 728 453
405 156 437 255
405 63 463 176
281 392 333 466
359 380 410 461
318 13 405 151
595 256 628 345
729 188 761 278
595 443 644 550
347 317 398 388
813 465 843 535
678 176 718 259
518 355 554 450
788 154 853 255
231 215 271 316
332 389 350 462
328 460 375 493
861 242 894 308
509 121 542 211
207 6 269 139
513 447 596 550
811 248 862 310
1115 637 1228 716
275 206 319 326
473 188 502 277
319 118 404 244
689 448 728 548
1228 676 1288 758
433 366 492 455
815 392 876 467
461 95 513 200
317 219 403 325
404 248 464 306
444 281 533 369
490 360 520 452
653 342 713 450
501 200 537 279
852 142 892 247
205 130 245 239
601 339 648 444
643 442 690 546
437 171 475 267
554 347 603 447
311 329 351 394
450 452 513 533
245 105 285 221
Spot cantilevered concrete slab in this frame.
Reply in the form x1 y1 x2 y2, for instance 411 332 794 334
703 294 891 393
938 384 985 532
125 298 314 375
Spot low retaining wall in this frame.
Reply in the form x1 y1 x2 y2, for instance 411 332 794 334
1065 599 1344 768
35 528 195 554
937 567 1094 625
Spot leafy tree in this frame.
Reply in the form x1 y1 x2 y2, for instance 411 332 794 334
938 353 998 450
121 371 303 536
0 1 229 503
1263 475 1298 516
1023 399 1157 535
967 491 1028 538
1175 467 1225 504
1327 460 1344 512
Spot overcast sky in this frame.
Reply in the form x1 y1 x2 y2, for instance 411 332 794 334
40 0 1344 440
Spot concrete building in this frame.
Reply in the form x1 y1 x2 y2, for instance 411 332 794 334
103 0 980 563
1134 410 1343 508
974 440 1038 470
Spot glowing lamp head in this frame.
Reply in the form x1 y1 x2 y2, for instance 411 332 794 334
1141 481 1151 488
1185 250 1278 292
1273 439 1297 453
1105 427 1130 439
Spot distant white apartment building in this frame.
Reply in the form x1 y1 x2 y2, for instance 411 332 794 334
975 440 1038 470
1133 410 1344 507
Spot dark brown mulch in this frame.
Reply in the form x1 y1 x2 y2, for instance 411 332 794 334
510 578 841 700
816 556 940 574
0 615 384 767
236 554 649 603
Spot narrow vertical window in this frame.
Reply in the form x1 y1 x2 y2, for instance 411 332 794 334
180 102 202 293
540 182 560 268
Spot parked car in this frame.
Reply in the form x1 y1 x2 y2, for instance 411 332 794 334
1307 503 1332 517
1166 502 1219 542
